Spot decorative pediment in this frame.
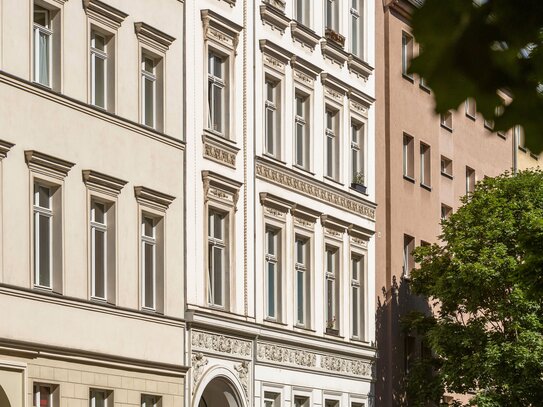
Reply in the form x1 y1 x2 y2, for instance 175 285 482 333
348 224 374 249
202 133 239 168
82 170 127 197
134 186 175 212
83 0 128 30
0 140 14 160
260 1 289 33
348 55 374 81
134 22 175 53
291 55 322 88
291 204 321 230
202 171 242 209
259 192 293 220
321 215 349 233
321 41 350 67
260 40 292 73
290 21 320 50
201 9 242 52
25 150 75 180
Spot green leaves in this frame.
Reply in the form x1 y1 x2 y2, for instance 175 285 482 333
410 0 543 153
404 170 543 406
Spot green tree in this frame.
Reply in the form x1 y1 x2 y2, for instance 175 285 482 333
404 170 543 406
409 0 543 153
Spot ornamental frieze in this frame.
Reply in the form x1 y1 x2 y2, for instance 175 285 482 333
320 355 374 379
255 161 376 221
192 331 252 359
257 343 317 368
203 141 236 168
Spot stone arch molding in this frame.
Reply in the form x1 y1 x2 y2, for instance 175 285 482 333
192 365 248 407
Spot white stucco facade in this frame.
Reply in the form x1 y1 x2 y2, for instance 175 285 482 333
185 1 377 407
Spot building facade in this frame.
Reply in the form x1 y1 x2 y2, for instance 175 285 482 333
185 1 377 407
375 1 515 405
0 1 187 406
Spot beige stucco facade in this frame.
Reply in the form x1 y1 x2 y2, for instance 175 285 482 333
0 0 187 406
375 1 514 405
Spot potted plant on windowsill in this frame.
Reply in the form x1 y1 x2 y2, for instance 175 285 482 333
351 172 367 194
326 318 339 335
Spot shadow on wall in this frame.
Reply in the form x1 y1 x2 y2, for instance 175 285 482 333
375 275 432 407
0 386 11 407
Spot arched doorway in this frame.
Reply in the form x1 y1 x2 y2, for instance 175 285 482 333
198 377 242 407
0 385 11 407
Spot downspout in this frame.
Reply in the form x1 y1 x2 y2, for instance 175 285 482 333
243 0 249 317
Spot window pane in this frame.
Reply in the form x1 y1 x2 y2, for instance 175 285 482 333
327 279 334 321
144 77 155 127
213 213 223 240
94 56 106 108
34 8 48 27
296 96 304 117
39 386 51 407
267 230 275 255
93 391 106 407
266 108 274 155
212 84 223 133
296 240 304 264
37 31 50 87
144 242 155 308
266 82 274 102
94 229 106 298
143 217 154 238
93 202 105 224
352 16 359 54
296 123 304 166
267 262 276 318
352 287 359 336
213 55 223 78
327 136 334 177
38 214 51 287
297 270 304 323
144 57 154 74
213 246 223 305
93 33 105 52
352 258 359 280
38 185 50 208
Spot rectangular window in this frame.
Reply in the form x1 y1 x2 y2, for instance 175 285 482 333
265 227 280 320
420 143 431 187
441 111 453 130
351 254 364 339
208 210 227 308
325 246 339 332
295 92 310 169
515 125 526 150
33 183 53 289
325 400 339 407
208 52 227 135
466 167 475 194
264 392 280 407
465 98 476 119
325 0 339 31
91 31 108 109
441 204 452 221
141 395 160 407
440 156 453 177
325 108 340 181
295 0 310 26
34 384 54 407
90 389 112 407
403 234 415 278
295 236 310 326
91 200 108 300
401 32 413 78
294 396 309 407
350 0 363 57
141 54 157 128
351 121 365 184
265 78 281 158
141 215 158 310
403 134 414 179
33 5 52 87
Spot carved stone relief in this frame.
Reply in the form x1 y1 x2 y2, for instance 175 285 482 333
191 352 208 394
203 141 236 168
192 331 252 359
234 361 250 399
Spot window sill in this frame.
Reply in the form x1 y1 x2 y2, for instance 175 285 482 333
33 284 53 293
530 152 539 160
293 324 316 334
325 327 342 337
324 175 343 187
204 128 233 144
518 145 528 153
419 83 431 93
91 296 108 303
263 317 288 327
402 73 414 83
466 112 476 121
141 306 158 314
263 152 286 165
420 183 432 191
440 123 453 133
441 171 453 180
403 174 415 184
293 164 315 176
497 132 507 140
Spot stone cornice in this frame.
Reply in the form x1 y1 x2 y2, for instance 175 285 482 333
201 9 242 52
290 55 323 79
0 140 14 160
290 21 320 50
202 171 243 209
134 186 175 212
260 2 289 33
259 192 293 214
259 40 293 64
134 22 176 53
388 0 417 20
347 55 374 81
82 170 127 197
321 40 350 67
255 157 376 221
25 150 75 180
83 0 128 30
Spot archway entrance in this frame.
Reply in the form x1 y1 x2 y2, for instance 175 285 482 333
198 377 242 407
0 385 11 407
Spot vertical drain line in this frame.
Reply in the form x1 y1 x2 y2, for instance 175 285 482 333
242 0 249 317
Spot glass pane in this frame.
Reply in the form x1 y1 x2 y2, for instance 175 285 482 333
38 214 51 287
143 217 154 238
37 31 50 87
34 8 48 27
144 242 154 308
94 229 106 298
296 96 303 117
144 77 155 127
212 84 223 132
94 56 106 108
296 124 304 166
213 246 223 305
297 270 304 323
144 57 154 73
266 108 274 154
352 258 359 280
352 287 359 336
326 0 332 27
267 230 275 255
352 149 358 180
93 391 106 407
92 33 105 52
327 279 334 321
38 185 50 208
92 202 105 224
267 262 275 318
213 213 223 240
326 111 332 130
296 240 304 264
266 81 274 102
213 55 223 78
326 250 333 273
352 16 359 54
39 386 51 407
327 136 334 177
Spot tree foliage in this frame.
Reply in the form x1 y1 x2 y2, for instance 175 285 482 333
404 170 543 406
409 0 543 153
